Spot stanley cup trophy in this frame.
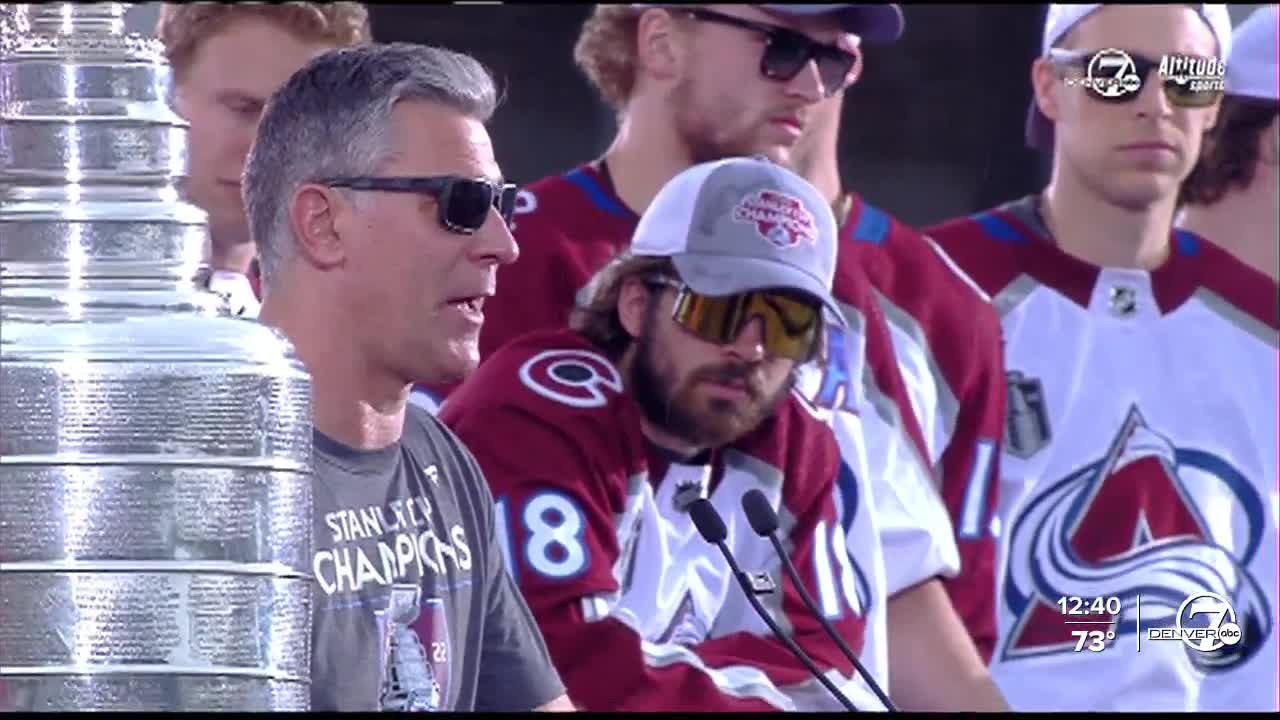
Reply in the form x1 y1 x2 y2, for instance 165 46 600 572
0 3 315 711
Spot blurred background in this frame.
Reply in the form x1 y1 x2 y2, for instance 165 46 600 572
123 3 1268 228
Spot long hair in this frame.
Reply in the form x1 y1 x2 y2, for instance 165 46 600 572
1181 95 1280 206
569 253 675 360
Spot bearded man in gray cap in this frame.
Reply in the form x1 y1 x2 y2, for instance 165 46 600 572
442 156 881 711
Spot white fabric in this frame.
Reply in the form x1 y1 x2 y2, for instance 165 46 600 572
1225 5 1279 100
793 304 960 702
989 268 1277 711
206 269 260 319
1040 4 1233 59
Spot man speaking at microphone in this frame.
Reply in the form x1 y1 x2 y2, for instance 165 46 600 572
441 157 872 711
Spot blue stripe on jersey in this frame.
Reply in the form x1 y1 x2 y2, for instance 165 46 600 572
564 168 631 218
835 459 860 533
1173 229 1201 257
973 212 1030 244
849 202 890 245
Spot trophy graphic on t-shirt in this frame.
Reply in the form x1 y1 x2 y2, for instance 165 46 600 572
375 584 443 712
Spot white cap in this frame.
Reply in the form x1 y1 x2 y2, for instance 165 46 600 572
1225 5 1279 101
1027 4 1235 148
1040 4 1233 58
630 156 844 324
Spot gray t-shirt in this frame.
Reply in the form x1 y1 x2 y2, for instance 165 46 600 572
309 405 564 711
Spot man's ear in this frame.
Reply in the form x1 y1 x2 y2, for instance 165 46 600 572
838 34 863 88
288 183 347 269
636 8 686 84
1031 56 1063 124
617 275 654 339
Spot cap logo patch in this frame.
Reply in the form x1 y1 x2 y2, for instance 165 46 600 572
732 189 817 249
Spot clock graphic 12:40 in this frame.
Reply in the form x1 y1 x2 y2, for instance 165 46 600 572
1057 595 1123 616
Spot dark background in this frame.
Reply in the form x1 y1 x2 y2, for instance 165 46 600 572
367 4 1048 227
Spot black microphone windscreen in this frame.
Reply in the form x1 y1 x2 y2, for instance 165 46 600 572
689 498 728 543
741 489 780 536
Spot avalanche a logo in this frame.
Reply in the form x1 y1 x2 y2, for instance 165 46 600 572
1001 405 1272 671
732 189 818 249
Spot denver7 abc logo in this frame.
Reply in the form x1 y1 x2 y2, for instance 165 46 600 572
1148 592 1242 654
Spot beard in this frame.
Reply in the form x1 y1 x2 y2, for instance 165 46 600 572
671 76 785 165
629 320 793 450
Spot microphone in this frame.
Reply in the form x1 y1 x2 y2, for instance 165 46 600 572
688 498 859 712
741 488 898 712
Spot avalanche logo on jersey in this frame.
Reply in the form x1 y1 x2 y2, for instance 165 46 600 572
1001 405 1273 671
518 349 623 409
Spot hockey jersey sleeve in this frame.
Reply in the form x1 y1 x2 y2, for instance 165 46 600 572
444 400 861 712
927 243 1005 663
832 287 961 596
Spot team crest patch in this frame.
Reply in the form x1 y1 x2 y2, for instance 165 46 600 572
519 349 623 408
733 189 818 248
1005 370 1051 459
671 478 704 514
377 585 450 712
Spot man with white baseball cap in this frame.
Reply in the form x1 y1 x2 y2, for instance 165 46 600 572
928 3 1277 712
1179 4 1280 280
1025 3 1234 149
440 157 892 711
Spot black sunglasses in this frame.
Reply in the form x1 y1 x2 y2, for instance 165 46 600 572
680 8 857 98
1048 48 1223 108
320 175 518 235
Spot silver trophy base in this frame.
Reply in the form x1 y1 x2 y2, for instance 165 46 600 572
2 675 308 712
0 567 312 711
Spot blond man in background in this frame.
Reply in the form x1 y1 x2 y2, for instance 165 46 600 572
157 2 371 316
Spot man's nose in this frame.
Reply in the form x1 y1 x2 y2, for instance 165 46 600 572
725 316 767 362
1133 69 1174 119
784 58 828 104
472 211 519 266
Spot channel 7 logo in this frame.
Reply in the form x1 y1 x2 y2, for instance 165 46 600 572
1148 592 1242 653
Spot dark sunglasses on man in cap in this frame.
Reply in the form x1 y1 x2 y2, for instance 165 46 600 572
647 276 824 362
321 175 518 235
678 7 860 98
1048 48 1224 108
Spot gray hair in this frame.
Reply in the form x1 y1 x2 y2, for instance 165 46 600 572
242 42 498 286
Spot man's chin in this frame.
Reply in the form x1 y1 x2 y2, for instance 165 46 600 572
205 210 251 243
1102 177 1176 212
694 403 766 447
420 342 479 386
749 144 791 165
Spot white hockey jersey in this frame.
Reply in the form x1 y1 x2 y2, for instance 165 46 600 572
929 195 1278 711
